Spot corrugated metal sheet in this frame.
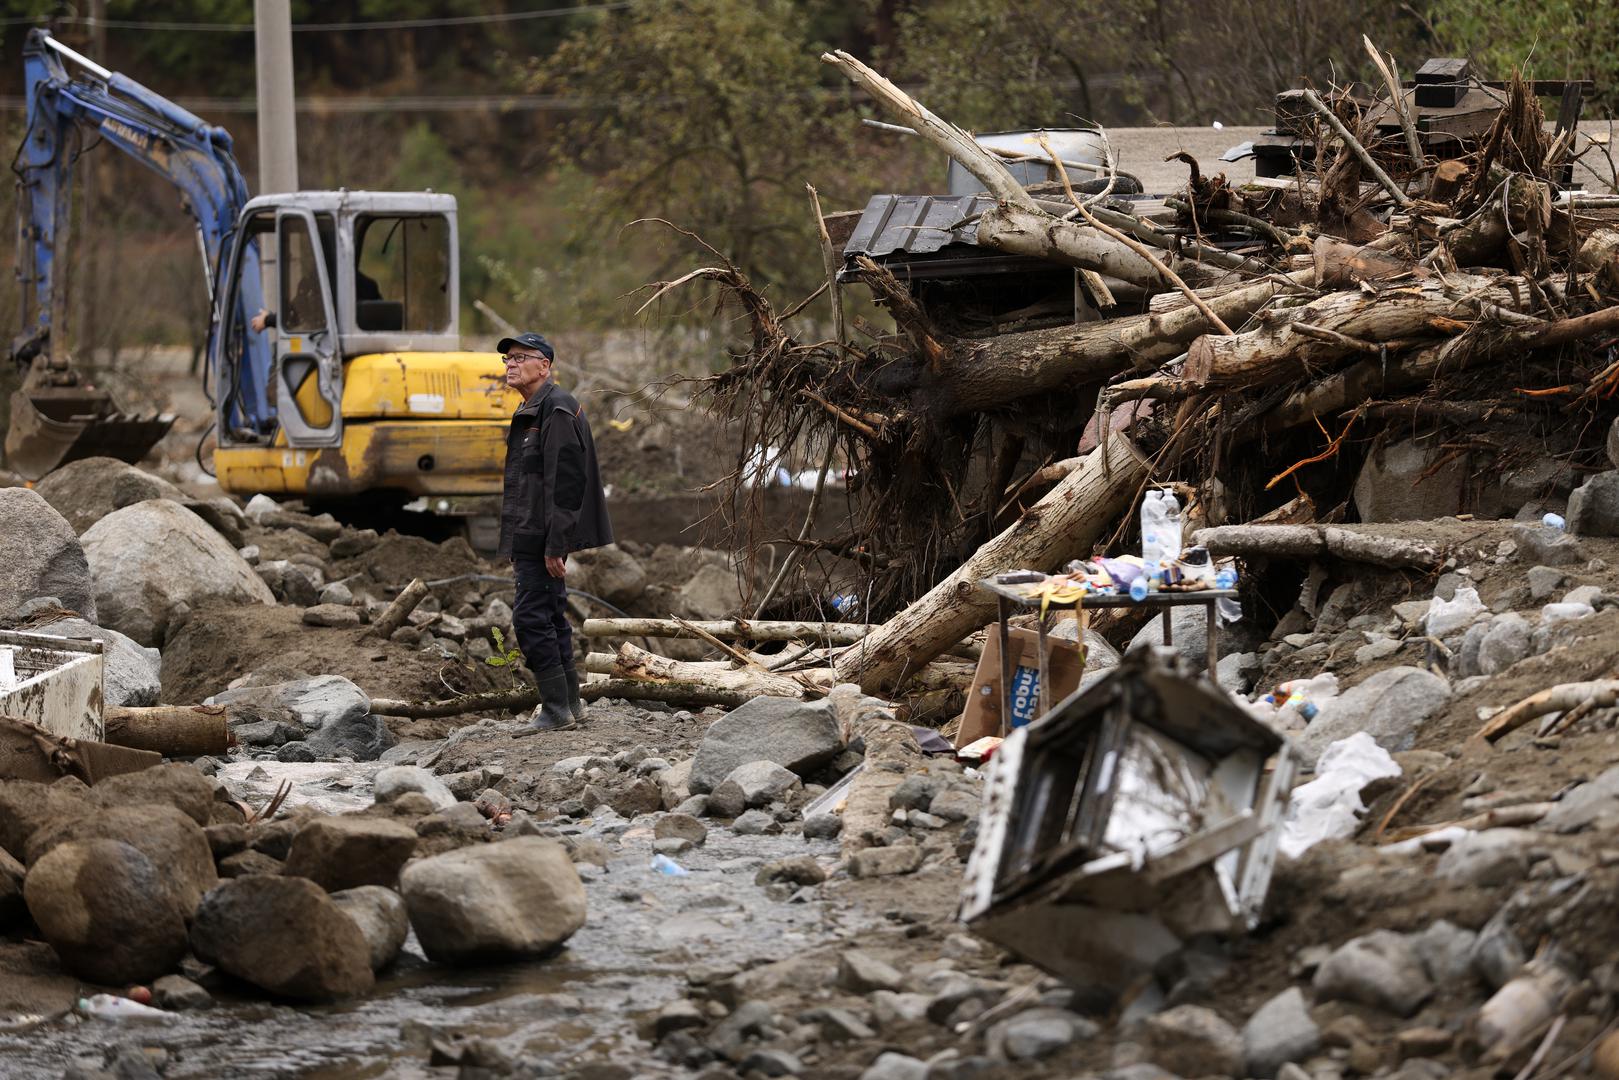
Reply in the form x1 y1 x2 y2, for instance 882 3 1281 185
841 193 994 260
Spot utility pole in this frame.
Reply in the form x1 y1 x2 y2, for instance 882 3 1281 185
254 0 297 317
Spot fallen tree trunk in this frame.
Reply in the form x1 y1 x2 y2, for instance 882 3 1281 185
1184 273 1526 389
936 272 1316 415
977 204 1210 293
1473 679 1619 743
101 705 230 757
582 618 875 644
1193 524 1447 568
608 642 832 697
1245 338 1473 440
835 433 1149 695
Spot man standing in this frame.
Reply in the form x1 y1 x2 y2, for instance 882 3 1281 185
497 332 613 733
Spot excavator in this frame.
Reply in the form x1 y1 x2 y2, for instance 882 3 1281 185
8 29 514 522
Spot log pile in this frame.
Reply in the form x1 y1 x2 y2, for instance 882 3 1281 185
539 51 1619 709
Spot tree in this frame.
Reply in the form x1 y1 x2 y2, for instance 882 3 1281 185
532 0 866 300
1429 0 1619 114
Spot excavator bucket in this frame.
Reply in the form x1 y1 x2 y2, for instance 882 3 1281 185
5 386 174 481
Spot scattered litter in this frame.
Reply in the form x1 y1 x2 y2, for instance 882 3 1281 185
1426 586 1487 638
650 854 690 876
1540 601 1594 625
76 995 171 1022
1278 733 1401 859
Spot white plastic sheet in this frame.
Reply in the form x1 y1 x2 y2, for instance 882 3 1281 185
1278 732 1401 859
1426 586 1487 639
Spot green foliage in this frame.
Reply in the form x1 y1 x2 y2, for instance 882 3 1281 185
484 626 523 668
1430 0 1619 114
532 0 867 302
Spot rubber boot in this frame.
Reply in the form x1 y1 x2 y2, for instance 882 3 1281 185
562 664 585 723
519 666 576 735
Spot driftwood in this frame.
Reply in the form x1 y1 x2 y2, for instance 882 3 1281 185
1474 679 1619 743
369 675 763 718
835 434 1148 695
976 204 1202 293
582 618 875 644
1193 524 1446 569
102 705 230 757
368 577 428 640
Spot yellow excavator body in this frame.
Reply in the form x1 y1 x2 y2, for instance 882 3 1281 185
213 350 520 499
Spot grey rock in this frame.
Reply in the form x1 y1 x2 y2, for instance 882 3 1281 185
24 838 188 984
318 580 354 606
1295 667 1450 766
731 809 779 835
706 781 747 820
724 760 803 808
1435 828 1540 886
1541 764 1619 833
1411 919 1478 983
1456 622 1489 678
860 1052 929 1080
755 855 826 887
1313 930 1433 1016
0 488 95 621
329 528 379 559
927 789 980 823
1527 565 1567 601
26 803 216 916
152 974 212 1010
190 875 374 1001
849 845 923 878
1356 636 1402 665
1566 470 1619 536
802 812 843 840
32 457 183 534
209 674 368 732
1477 613 1533 675
1510 523 1583 567
239 544 261 565
805 1005 875 1041
81 500 273 645
889 774 945 812
654 813 707 846
373 765 457 810
987 1007 1094 1061
1129 605 1216 667
870 990 930 1026
399 837 587 963
673 794 710 818
283 815 417 891
838 950 904 994
1564 584 1604 607
328 885 409 972
1242 987 1321 1077
275 741 319 762
566 544 647 606
707 999 776 1058
1134 1004 1242 1078
1354 438 1469 521
1471 908 1526 989
28 616 160 707
688 696 843 793
88 762 214 826
678 562 743 619
739 1049 803 1076
1102 1068 1182 1080
1217 651 1261 693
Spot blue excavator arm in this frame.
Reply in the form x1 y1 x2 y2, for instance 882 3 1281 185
11 29 272 435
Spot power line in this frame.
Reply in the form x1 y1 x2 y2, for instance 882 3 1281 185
0 2 634 34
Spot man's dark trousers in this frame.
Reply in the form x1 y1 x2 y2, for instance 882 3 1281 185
513 558 572 673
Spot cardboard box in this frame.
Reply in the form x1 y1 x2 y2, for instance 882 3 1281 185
955 619 1086 748
0 715 160 784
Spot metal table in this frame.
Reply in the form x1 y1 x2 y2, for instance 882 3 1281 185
978 577 1238 733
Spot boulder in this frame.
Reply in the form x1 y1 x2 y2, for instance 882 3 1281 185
678 563 743 619
208 675 388 761
689 697 843 793
81 500 273 645
1295 667 1450 766
33 457 183 534
373 765 457 810
24 838 188 984
1243 987 1321 1078
723 760 803 808
329 885 409 971
1134 1004 1244 1078
1353 438 1468 521
282 815 418 891
1313 930 1433 1016
28 616 161 706
152 974 213 1010
987 1007 1094 1061
399 837 586 964
0 488 95 621
0 848 24 929
0 778 93 861
26 803 217 916
1477 613 1533 675
90 763 216 826
1510 522 1584 567
302 604 361 628
190 876 374 1001
849 845 923 878
1567 470 1619 537
566 544 647 606
654 813 707 846
307 712 394 762
1128 606 1215 667
838 950 904 994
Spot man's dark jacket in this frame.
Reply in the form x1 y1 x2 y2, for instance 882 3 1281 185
497 381 613 559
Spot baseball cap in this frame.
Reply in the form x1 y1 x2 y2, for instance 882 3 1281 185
496 331 554 360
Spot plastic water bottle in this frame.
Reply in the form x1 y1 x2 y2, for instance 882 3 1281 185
1140 490 1167 570
650 854 689 876
1160 490 1183 563
1129 577 1149 602
1543 512 1566 531
1215 567 1238 590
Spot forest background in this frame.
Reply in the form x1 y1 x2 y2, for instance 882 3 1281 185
0 0 1614 366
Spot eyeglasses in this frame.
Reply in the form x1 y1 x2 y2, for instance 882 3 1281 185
502 352 548 364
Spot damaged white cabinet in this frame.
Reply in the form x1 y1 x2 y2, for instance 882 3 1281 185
958 647 1295 994
0 630 105 741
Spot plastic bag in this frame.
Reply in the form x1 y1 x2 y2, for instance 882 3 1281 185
1426 586 1487 639
1278 732 1401 859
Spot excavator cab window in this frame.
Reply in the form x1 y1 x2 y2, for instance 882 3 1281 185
354 213 451 333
